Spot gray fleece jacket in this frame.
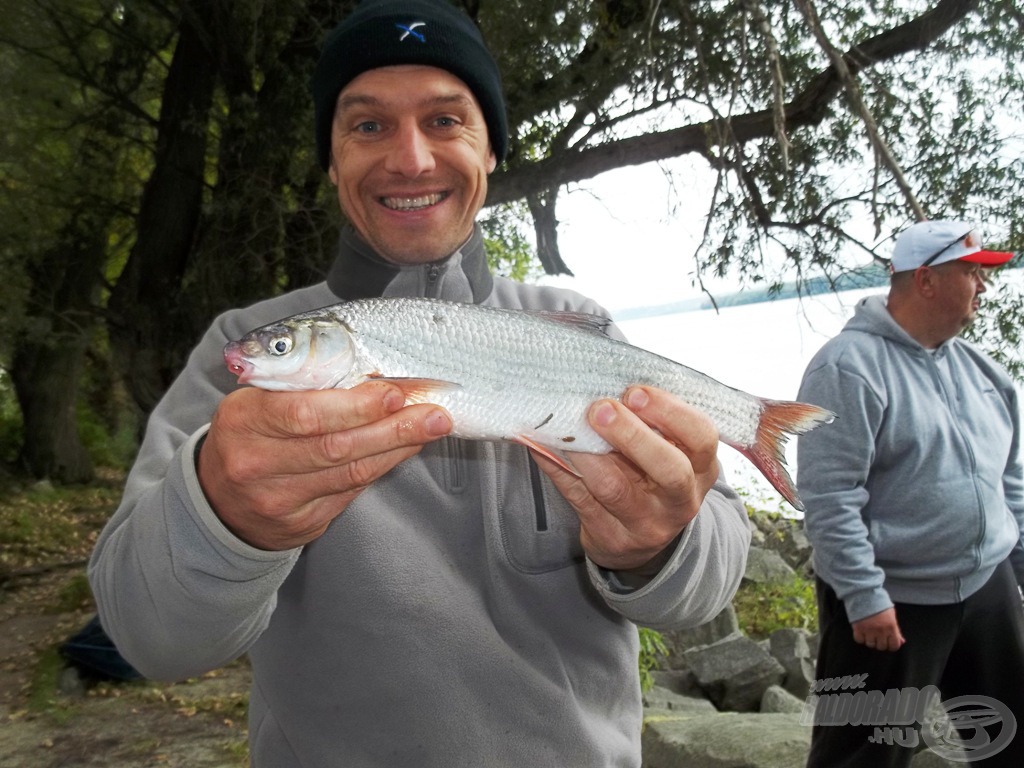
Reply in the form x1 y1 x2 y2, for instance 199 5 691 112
796 294 1024 625
89 226 751 767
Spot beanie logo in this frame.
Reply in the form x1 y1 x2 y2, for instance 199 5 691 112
396 21 426 42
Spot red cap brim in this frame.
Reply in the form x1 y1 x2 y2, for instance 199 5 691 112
961 249 1015 266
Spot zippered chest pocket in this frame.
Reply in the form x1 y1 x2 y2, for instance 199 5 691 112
494 446 585 573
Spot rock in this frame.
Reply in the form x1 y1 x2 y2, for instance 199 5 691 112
743 546 797 585
642 712 810 768
57 665 87 697
650 669 704 699
643 686 718 714
660 604 741 665
684 635 786 712
779 525 813 572
760 684 805 714
769 628 816 699
806 632 820 660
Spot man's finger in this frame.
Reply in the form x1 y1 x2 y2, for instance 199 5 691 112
221 381 407 439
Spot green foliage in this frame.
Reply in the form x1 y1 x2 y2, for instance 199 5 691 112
733 575 818 640
2 0 1023 473
964 261 1024 380
638 626 668 693
27 647 74 716
480 202 544 282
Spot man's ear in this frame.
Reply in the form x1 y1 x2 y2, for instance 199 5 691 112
913 266 937 298
328 158 339 186
486 150 497 174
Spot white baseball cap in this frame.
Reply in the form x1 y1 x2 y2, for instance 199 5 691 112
890 220 1014 272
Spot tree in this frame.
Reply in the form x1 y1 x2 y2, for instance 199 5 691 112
0 1 167 480
1 0 1021 479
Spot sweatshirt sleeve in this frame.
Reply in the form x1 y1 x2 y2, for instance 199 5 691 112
587 477 751 631
88 322 301 682
796 360 892 623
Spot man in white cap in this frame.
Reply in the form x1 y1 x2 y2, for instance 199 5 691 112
796 220 1023 767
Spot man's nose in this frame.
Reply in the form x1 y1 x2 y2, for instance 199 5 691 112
385 124 436 177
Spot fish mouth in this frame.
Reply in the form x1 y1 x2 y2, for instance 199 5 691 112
380 192 448 211
224 343 254 383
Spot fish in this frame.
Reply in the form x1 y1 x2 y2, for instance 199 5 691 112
223 297 834 510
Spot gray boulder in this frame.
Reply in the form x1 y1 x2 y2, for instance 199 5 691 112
643 686 718 715
684 635 786 712
760 684 805 714
660 604 741 666
743 546 797 585
649 669 704 699
769 627 816 699
779 525 814 574
642 712 810 768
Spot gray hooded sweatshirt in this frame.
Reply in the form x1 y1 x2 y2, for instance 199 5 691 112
796 294 1024 625
89 226 751 767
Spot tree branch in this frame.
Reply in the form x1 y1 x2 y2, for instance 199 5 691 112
487 0 980 207
793 0 927 222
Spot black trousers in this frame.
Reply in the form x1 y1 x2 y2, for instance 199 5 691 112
806 559 1024 767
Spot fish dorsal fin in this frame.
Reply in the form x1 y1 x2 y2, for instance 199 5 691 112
518 309 612 336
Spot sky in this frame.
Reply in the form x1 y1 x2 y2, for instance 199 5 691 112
534 163 1022 513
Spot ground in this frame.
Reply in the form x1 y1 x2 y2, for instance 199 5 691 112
0 474 251 768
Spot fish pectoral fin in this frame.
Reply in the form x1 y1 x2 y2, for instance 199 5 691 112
370 377 463 404
513 435 580 477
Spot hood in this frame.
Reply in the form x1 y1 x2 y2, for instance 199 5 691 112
844 294 934 353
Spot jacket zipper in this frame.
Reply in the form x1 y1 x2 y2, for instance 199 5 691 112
425 263 442 298
528 456 549 532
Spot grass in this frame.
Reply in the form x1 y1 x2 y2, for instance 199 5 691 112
732 574 818 639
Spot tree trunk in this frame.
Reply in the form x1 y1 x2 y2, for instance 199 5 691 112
11 331 93 483
107 9 216 415
11 221 108 483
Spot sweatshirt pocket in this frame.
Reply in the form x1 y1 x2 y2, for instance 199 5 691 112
868 502 972 571
496 447 585 573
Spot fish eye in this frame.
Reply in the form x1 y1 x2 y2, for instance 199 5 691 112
268 336 293 356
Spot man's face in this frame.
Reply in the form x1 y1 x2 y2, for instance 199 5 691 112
927 259 989 334
327 65 497 265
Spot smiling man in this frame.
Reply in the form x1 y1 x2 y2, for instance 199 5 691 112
88 1 751 766
796 220 1024 767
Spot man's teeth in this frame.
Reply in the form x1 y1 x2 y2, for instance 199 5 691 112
383 193 446 210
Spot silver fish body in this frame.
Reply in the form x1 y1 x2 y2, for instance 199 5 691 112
224 297 833 509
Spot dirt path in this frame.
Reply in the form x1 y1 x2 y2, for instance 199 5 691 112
0 572 252 768
1 480 251 768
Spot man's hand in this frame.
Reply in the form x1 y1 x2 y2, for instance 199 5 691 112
197 381 452 551
852 607 905 652
533 386 720 575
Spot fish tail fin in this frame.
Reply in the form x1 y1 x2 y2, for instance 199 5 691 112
729 400 835 511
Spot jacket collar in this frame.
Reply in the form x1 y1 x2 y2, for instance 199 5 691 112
326 224 493 303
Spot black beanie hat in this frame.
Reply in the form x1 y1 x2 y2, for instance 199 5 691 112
311 0 508 171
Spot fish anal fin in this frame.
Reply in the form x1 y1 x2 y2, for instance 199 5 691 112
514 435 581 477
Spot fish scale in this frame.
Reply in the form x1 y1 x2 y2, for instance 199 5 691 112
224 296 834 510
